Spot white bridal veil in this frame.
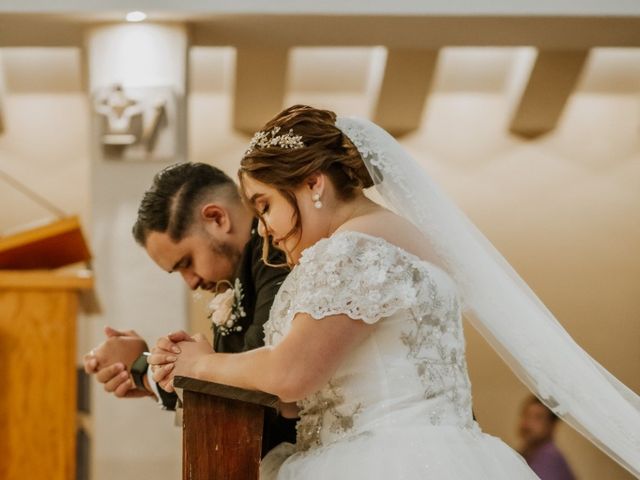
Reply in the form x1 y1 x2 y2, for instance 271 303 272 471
336 116 640 477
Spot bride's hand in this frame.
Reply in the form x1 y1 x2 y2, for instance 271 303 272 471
148 330 194 387
159 333 213 392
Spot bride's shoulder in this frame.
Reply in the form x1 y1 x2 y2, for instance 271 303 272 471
331 210 443 269
334 211 428 254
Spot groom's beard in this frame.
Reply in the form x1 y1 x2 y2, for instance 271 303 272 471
203 235 242 289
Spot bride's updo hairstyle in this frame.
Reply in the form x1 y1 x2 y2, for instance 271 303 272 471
239 104 374 263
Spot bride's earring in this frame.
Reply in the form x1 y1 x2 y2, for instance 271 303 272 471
312 193 323 209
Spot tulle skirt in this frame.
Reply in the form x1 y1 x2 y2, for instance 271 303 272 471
260 422 539 480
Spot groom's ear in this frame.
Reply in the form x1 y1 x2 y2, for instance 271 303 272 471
200 203 231 233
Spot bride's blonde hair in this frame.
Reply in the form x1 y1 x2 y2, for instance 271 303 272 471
239 104 373 265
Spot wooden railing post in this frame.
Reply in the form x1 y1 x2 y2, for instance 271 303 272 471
174 376 279 480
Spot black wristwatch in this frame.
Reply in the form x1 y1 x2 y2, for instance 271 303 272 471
130 353 149 391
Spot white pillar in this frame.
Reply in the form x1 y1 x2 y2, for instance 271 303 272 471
85 23 188 480
0 51 5 134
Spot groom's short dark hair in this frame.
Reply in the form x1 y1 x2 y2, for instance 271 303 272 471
132 162 239 246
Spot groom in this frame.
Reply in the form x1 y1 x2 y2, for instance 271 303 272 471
83 162 296 455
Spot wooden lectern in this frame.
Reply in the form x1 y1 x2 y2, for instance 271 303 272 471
0 216 96 480
0 270 96 480
174 376 280 480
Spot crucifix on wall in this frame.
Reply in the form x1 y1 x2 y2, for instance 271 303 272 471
93 83 180 162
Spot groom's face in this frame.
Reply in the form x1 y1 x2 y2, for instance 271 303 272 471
144 221 241 291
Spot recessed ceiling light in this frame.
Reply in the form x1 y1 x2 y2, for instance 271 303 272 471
125 11 147 22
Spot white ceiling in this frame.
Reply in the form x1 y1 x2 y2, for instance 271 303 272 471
0 0 639 17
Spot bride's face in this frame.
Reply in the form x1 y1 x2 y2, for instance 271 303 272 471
241 174 329 263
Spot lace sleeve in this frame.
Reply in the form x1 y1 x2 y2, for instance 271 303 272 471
287 232 422 324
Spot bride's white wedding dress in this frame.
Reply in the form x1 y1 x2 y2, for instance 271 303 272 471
260 230 539 479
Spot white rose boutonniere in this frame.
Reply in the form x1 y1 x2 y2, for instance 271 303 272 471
208 279 247 336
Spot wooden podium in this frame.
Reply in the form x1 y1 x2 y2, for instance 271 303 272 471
174 376 279 480
0 270 95 480
0 216 96 480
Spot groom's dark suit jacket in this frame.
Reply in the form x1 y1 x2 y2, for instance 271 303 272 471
157 219 297 456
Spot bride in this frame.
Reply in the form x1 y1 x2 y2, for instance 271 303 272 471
149 105 640 479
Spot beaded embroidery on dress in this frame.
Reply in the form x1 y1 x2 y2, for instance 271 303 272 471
260 231 539 479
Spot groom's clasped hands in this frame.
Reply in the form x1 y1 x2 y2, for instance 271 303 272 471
148 331 213 392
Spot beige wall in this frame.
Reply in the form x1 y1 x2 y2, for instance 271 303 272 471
0 46 637 479
0 48 89 234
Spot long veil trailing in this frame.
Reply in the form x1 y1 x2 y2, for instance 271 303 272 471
336 116 640 477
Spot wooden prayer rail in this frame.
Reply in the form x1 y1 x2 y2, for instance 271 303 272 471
174 376 279 480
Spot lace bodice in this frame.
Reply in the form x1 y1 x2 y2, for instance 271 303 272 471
264 231 475 452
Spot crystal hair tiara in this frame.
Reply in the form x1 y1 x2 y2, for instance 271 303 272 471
245 126 305 155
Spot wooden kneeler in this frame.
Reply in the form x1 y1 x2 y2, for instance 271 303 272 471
174 376 279 480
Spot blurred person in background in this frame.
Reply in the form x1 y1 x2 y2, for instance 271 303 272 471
518 395 576 480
